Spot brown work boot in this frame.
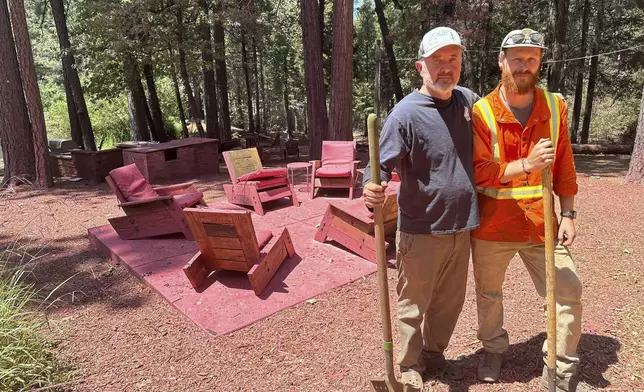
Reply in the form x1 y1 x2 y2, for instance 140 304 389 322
401 369 424 392
541 366 595 391
477 351 504 382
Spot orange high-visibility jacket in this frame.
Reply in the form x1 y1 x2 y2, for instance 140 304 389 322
472 85 578 243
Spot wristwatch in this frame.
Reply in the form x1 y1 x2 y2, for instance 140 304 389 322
561 210 577 219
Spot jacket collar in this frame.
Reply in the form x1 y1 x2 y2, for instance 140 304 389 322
485 83 551 127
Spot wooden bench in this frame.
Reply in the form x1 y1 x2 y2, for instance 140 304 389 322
314 181 400 263
182 208 296 295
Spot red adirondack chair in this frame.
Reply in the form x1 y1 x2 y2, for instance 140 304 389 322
310 141 359 199
105 163 207 240
223 147 298 215
314 180 400 263
182 207 296 295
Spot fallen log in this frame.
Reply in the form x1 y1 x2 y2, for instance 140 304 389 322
571 144 632 155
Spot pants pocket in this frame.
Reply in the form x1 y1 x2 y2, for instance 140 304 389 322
396 231 415 257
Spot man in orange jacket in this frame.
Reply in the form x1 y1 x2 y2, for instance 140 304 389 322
471 28 591 392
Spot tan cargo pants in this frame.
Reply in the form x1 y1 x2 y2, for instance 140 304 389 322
471 238 583 376
395 230 471 372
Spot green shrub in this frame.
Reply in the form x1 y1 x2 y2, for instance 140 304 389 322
0 239 73 391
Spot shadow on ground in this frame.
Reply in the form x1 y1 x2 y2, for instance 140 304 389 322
432 332 620 391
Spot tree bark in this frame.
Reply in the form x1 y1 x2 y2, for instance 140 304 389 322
0 0 35 186
233 71 246 130
170 64 189 139
329 0 353 141
198 1 220 139
283 57 295 137
241 31 255 134
124 56 151 141
64 76 83 147
252 37 261 133
300 0 328 159
570 0 590 143
580 0 603 144
547 0 570 92
373 0 403 102
478 1 493 95
260 45 269 133
143 63 167 142
49 0 96 151
176 8 205 137
625 86 644 183
9 0 52 188
212 2 231 141
319 0 325 47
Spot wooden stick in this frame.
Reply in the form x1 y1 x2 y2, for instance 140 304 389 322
542 165 557 392
367 113 398 389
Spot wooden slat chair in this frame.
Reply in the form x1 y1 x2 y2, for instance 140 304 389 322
310 141 360 199
105 163 207 240
223 148 298 215
182 207 296 295
314 180 400 263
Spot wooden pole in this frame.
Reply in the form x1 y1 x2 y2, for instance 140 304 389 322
367 113 401 392
542 165 557 392
374 40 381 126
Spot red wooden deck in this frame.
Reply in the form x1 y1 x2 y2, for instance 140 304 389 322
88 189 397 336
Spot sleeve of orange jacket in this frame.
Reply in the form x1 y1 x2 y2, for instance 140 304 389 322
552 98 579 196
472 106 509 187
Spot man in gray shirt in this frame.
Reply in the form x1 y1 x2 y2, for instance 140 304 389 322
363 27 479 391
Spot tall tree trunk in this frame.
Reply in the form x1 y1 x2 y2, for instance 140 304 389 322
193 75 205 120
260 46 269 133
143 63 167 142
319 0 325 47
252 38 261 133
478 1 493 95
212 2 231 141
176 9 205 137
0 0 35 186
199 0 220 139
241 31 255 133
547 0 569 92
124 56 151 141
283 57 295 137
9 0 52 188
625 86 644 183
49 0 96 151
570 0 590 143
170 64 189 139
373 0 403 102
300 0 328 159
64 76 83 147
580 0 603 144
234 72 246 129
329 0 353 141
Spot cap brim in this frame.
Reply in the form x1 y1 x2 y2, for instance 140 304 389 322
420 43 466 58
501 43 547 50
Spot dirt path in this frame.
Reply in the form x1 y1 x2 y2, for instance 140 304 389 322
1 155 642 392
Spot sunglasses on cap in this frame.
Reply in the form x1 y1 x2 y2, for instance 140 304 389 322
503 31 545 47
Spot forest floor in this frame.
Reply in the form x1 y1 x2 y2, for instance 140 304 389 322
1 149 643 392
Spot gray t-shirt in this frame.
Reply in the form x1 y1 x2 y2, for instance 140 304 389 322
509 102 533 127
363 87 480 234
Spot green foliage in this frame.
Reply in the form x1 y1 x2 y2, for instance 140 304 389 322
589 96 641 144
0 239 73 391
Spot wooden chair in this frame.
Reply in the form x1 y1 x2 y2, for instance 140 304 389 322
310 141 359 199
223 148 298 215
182 208 296 295
314 181 400 263
105 163 207 240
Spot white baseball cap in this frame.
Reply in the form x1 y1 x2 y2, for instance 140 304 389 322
418 27 466 59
